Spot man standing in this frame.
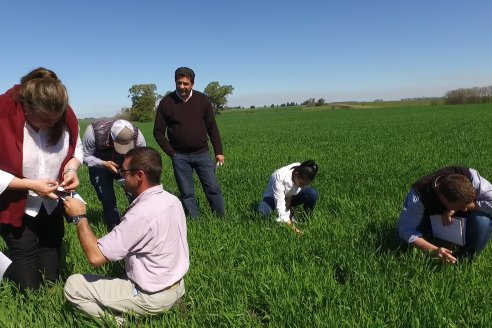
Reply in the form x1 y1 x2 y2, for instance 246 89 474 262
154 67 225 218
63 147 189 323
82 119 146 230
397 166 492 263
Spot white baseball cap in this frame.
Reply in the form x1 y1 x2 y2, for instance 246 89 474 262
110 120 135 154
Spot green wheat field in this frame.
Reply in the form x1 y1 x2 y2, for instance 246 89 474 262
1 103 492 327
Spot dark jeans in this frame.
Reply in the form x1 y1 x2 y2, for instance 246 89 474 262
172 152 225 219
0 204 64 291
264 187 319 215
419 211 492 260
89 166 134 231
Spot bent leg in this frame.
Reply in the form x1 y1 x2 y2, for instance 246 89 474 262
459 212 492 260
34 205 64 284
65 274 141 321
257 197 275 216
0 218 40 291
64 274 185 322
291 187 318 213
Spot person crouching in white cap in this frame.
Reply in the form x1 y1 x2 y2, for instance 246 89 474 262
82 119 146 231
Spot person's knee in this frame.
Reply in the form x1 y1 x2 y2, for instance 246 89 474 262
64 274 84 301
257 201 272 216
306 188 319 202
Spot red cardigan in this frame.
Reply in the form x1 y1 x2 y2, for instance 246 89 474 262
0 86 79 227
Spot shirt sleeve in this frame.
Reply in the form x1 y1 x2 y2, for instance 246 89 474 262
82 124 103 167
204 97 223 156
73 129 84 164
397 188 425 243
273 174 290 222
136 130 146 147
0 169 15 195
153 100 176 157
470 168 492 214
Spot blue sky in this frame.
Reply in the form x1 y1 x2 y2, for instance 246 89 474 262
1 1 491 118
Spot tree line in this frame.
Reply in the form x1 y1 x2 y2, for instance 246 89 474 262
118 82 234 122
445 85 492 105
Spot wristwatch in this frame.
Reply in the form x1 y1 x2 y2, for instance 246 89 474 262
70 215 87 225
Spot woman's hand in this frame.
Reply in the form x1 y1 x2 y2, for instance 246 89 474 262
441 210 455 226
432 247 457 264
30 179 59 199
60 170 79 191
285 220 304 236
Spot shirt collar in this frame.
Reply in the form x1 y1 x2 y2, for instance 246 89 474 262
175 89 193 103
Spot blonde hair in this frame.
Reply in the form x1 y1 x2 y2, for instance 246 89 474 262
17 67 68 144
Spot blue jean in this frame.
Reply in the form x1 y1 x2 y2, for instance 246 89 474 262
263 187 319 215
172 152 225 219
89 167 133 231
419 211 492 260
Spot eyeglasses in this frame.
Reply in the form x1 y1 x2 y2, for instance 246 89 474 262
118 168 140 178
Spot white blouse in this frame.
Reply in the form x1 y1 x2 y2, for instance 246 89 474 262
0 123 83 217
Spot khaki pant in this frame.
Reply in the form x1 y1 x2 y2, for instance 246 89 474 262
64 274 184 324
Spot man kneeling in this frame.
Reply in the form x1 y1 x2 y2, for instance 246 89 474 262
63 147 189 323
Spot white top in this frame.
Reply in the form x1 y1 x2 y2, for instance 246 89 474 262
98 185 190 293
0 123 83 216
262 163 301 222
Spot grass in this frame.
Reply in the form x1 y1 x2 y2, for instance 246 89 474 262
1 103 492 327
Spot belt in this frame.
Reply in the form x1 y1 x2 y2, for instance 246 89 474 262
134 279 181 295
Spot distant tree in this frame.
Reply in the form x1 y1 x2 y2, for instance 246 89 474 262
115 107 131 120
302 98 316 106
315 98 326 106
250 105 256 109
204 82 234 114
164 90 173 97
270 104 275 107
128 84 162 122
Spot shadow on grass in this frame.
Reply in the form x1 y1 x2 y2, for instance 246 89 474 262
363 219 409 256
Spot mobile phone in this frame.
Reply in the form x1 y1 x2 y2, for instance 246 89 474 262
55 187 71 199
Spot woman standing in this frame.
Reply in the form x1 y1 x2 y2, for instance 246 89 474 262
257 160 319 234
0 67 83 291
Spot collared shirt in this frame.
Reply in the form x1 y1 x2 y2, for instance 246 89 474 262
262 163 301 222
397 168 492 243
175 89 193 103
97 185 190 293
0 123 83 216
82 123 146 167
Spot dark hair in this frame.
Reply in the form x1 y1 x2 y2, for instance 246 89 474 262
292 160 318 181
125 147 162 185
17 67 68 145
175 67 195 83
436 174 476 203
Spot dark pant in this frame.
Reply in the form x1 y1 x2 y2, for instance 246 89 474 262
172 152 225 219
0 204 64 291
264 187 319 214
89 166 133 231
419 211 492 260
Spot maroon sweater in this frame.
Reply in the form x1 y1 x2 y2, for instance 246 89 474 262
153 91 223 157
0 86 79 227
